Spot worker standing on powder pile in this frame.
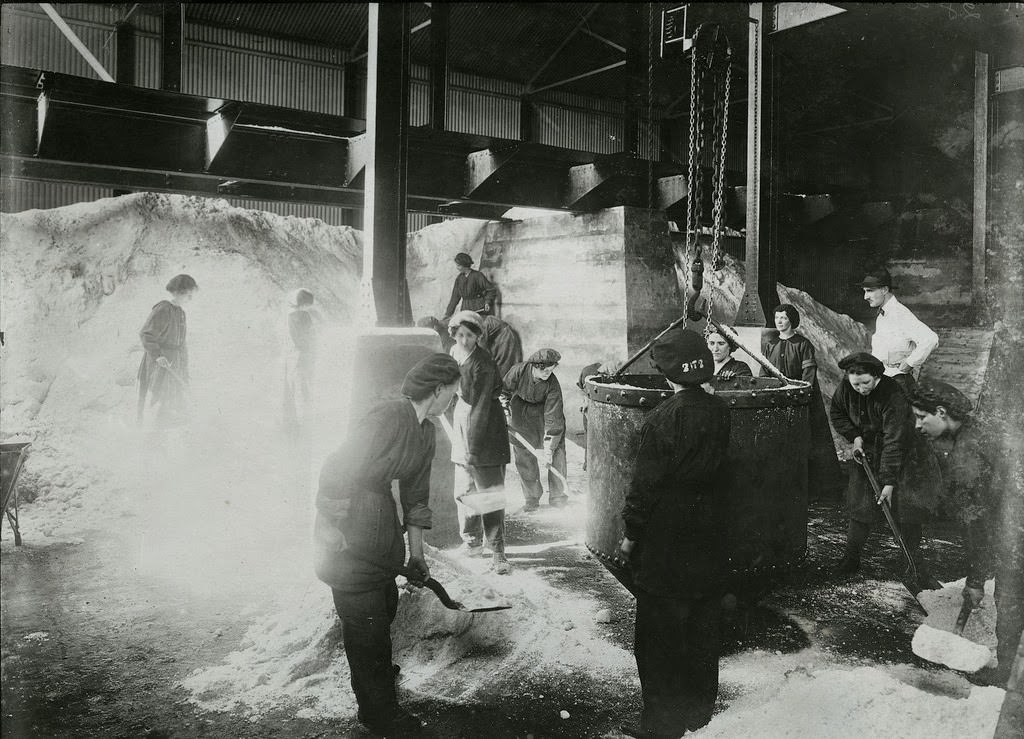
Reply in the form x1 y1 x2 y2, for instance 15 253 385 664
314 353 461 737
618 329 731 739
829 352 942 591
910 380 1024 688
502 348 568 511
136 273 198 428
443 252 497 320
282 288 319 431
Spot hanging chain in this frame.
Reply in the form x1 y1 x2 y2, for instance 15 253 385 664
705 63 731 332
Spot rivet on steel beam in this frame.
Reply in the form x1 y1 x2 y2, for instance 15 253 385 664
605 394 612 400
638 397 647 405
660 392 669 398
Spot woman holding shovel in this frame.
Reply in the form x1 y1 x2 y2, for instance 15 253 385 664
314 353 461 737
503 348 568 511
829 352 941 591
136 274 197 427
448 310 512 574
910 379 1022 687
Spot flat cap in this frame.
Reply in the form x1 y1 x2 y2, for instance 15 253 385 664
838 351 885 375
401 353 461 401
527 348 561 365
911 379 973 417
454 252 474 267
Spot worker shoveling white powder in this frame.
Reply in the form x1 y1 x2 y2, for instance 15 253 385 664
911 578 998 673
179 546 638 720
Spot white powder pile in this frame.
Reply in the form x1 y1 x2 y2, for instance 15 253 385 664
700 656 1004 738
178 542 637 720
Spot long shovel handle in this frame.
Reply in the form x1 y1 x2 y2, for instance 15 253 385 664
509 430 570 489
396 566 511 613
708 319 793 384
613 313 690 377
853 450 928 613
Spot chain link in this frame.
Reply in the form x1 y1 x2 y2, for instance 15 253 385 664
706 64 732 331
683 24 731 336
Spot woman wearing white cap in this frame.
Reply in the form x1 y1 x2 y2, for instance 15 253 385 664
448 310 512 574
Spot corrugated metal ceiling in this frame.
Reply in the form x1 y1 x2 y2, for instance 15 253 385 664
131 2 649 96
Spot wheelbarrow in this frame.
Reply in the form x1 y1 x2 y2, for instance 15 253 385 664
1 442 32 546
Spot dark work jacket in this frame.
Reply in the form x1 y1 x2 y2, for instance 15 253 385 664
314 400 435 594
829 375 938 522
444 269 497 317
763 333 817 384
932 418 1000 587
621 387 731 597
503 362 566 451
479 314 523 380
137 300 189 407
714 357 752 377
454 346 510 467
763 332 840 494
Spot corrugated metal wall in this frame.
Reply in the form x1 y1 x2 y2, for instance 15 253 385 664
0 180 112 212
1 5 657 218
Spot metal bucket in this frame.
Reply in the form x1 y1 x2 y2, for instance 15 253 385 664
584 374 813 595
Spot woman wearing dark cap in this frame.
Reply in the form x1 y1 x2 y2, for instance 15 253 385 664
618 328 731 739
137 273 198 426
503 348 568 511
763 303 841 498
707 329 753 379
443 252 498 319
829 352 941 590
447 310 512 574
314 353 461 737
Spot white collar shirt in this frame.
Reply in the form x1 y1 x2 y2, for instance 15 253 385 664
870 295 939 376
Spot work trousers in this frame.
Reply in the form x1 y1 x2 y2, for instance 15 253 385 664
511 437 567 504
635 590 722 737
332 582 400 726
454 463 506 553
844 519 932 576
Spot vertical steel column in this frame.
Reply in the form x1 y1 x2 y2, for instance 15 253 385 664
621 6 645 156
429 2 449 130
520 96 535 141
160 3 183 92
115 21 135 85
735 2 773 326
364 3 411 326
972 51 989 322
